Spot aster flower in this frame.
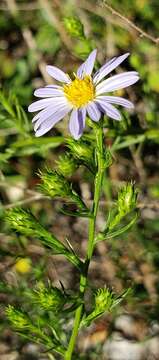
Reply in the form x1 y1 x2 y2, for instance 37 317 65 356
28 50 139 139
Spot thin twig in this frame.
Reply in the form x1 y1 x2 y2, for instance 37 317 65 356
3 193 47 209
79 0 126 30
3 0 159 46
1 176 159 210
101 1 159 45
78 0 159 45
2 191 159 211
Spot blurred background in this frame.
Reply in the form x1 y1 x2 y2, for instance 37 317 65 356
0 0 159 359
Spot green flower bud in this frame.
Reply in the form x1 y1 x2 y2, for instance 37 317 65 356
6 207 82 272
118 182 138 216
95 288 114 314
56 153 78 177
6 305 31 330
108 183 138 230
39 168 88 212
39 168 72 198
6 207 45 237
33 282 65 312
6 207 65 253
66 138 95 172
81 288 118 327
63 16 85 39
6 305 54 348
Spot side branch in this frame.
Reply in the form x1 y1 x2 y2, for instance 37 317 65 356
100 1 159 45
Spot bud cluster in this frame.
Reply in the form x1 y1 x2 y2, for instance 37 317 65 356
81 287 118 327
32 282 65 312
39 168 72 198
39 167 88 212
6 207 45 237
6 207 82 269
94 287 115 314
108 182 138 230
6 305 55 349
117 182 138 217
6 305 31 330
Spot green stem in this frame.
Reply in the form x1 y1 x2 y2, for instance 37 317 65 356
64 124 105 360
87 124 105 260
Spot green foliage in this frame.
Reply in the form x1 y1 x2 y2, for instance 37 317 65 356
63 16 85 39
6 305 32 330
39 167 88 212
6 207 82 270
4 128 138 357
66 138 95 173
109 182 138 230
103 149 113 169
3 118 140 358
0 88 64 161
39 168 74 198
6 305 65 354
36 24 61 55
0 91 30 134
1 1 159 358
81 288 130 327
74 38 93 59
10 136 64 157
6 207 47 237
116 182 138 218
32 282 65 312
96 182 138 242
56 153 78 177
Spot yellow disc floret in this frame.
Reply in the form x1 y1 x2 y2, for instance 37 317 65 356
15 258 31 274
63 75 95 108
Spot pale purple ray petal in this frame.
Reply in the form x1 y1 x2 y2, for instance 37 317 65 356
28 98 55 112
96 71 139 95
86 101 101 122
46 66 71 83
76 62 85 79
83 49 97 76
93 57 116 83
46 85 60 88
96 99 121 120
34 101 72 131
34 87 64 98
93 53 129 84
32 112 41 123
31 97 69 123
35 106 70 137
96 95 134 109
69 109 78 139
28 96 67 113
77 49 97 78
69 107 86 140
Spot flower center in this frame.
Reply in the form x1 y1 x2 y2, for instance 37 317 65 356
63 75 95 108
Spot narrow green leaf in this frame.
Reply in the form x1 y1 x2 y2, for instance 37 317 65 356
6 208 83 270
112 135 145 151
96 212 138 242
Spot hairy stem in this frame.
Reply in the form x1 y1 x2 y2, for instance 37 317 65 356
64 124 105 360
